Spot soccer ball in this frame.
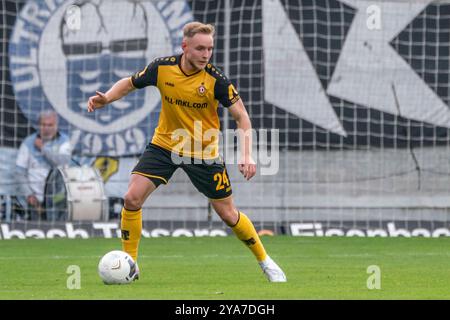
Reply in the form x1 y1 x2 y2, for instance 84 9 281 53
98 250 138 285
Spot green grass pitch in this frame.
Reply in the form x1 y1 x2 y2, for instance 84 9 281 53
0 236 450 299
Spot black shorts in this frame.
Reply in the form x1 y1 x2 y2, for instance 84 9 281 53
132 143 233 200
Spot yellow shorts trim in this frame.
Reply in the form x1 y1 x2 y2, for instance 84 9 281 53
129 77 137 89
208 194 233 202
131 171 168 184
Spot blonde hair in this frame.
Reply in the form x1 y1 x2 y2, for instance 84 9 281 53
183 22 215 38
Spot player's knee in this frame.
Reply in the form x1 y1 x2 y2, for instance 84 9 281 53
123 192 143 211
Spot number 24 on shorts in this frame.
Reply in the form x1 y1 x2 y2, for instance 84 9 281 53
214 169 230 191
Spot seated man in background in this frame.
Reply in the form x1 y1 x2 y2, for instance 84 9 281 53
16 110 72 221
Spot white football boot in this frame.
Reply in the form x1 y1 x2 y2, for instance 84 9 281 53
259 255 287 282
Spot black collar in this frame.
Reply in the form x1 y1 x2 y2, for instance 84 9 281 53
178 54 203 77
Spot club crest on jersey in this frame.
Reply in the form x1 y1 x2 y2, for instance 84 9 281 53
197 83 207 97
9 0 193 156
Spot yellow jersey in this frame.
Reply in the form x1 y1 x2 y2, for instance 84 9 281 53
130 55 240 159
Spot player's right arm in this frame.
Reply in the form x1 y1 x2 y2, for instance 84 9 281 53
88 59 159 113
87 77 135 112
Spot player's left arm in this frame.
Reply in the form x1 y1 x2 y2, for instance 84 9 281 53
228 99 257 180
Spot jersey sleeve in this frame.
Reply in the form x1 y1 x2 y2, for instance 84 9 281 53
214 76 241 108
130 59 159 89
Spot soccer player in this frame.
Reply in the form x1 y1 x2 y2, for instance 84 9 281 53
87 22 286 282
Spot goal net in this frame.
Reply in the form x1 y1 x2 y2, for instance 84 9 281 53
1 0 450 237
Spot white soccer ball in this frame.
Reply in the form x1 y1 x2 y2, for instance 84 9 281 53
98 250 137 285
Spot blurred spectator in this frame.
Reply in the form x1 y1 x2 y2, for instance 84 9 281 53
16 110 72 221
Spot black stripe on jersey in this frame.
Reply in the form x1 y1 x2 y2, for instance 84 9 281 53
131 55 179 89
205 63 241 108
154 55 179 66
204 63 227 81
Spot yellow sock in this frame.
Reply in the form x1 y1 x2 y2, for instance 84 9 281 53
231 211 267 262
120 207 142 262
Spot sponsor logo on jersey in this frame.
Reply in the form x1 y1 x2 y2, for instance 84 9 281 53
197 83 207 97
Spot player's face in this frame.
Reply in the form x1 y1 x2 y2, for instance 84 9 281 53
39 115 58 141
184 33 214 71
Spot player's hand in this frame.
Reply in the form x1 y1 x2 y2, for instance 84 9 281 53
238 155 256 180
87 91 109 112
34 137 43 150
